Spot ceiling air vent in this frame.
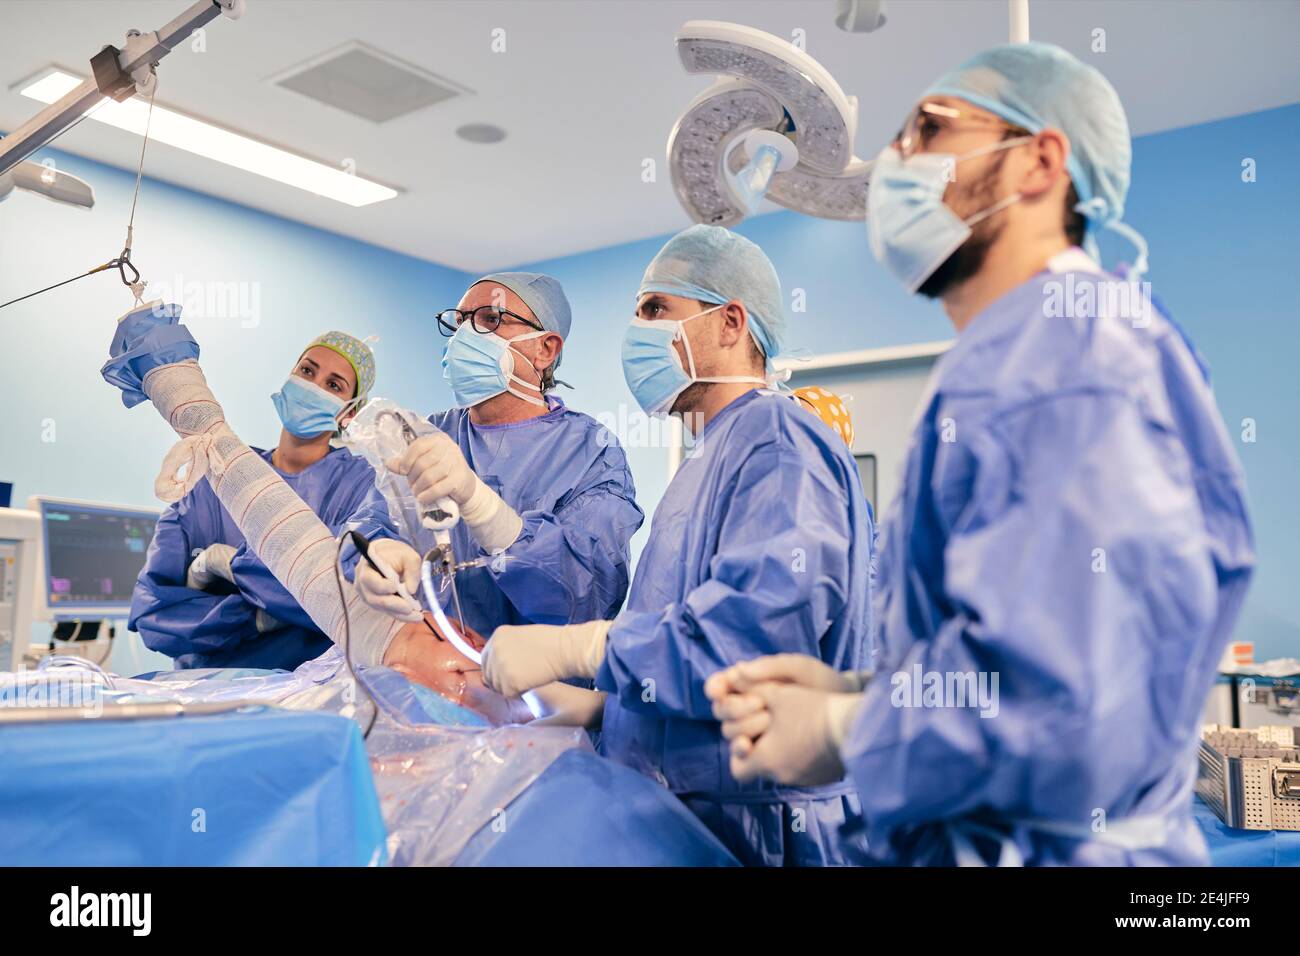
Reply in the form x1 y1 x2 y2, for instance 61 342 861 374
270 41 471 123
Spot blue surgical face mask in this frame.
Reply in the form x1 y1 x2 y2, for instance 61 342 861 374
272 375 350 438
866 137 1031 293
621 305 766 417
441 324 548 408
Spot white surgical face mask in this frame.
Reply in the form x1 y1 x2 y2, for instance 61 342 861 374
866 136 1033 293
621 305 767 417
441 326 548 408
271 375 354 438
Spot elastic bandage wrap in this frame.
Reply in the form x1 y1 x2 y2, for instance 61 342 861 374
142 360 402 666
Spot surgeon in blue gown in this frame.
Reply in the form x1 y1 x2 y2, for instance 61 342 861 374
130 331 381 670
706 42 1256 866
349 273 644 640
477 227 877 866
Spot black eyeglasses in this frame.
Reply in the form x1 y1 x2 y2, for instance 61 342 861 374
436 306 545 337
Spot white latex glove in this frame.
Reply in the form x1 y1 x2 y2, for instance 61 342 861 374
704 653 868 703
723 682 864 787
527 682 608 728
481 620 613 698
186 543 238 590
354 538 424 623
387 432 477 511
254 608 285 633
386 432 523 553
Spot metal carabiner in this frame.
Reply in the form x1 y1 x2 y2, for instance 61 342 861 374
115 248 142 288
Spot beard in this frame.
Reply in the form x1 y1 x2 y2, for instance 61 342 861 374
916 220 1002 299
916 153 1009 300
671 381 710 417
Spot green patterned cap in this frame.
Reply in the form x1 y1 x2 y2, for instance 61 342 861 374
303 331 376 402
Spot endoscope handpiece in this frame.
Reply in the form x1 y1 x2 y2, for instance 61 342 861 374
376 410 459 528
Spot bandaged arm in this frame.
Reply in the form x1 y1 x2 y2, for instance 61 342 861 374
141 360 404 666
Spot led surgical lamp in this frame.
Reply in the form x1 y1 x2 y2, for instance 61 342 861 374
667 3 1032 228
0 160 95 209
667 20 873 227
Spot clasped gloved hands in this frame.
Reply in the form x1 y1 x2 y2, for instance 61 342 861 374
703 654 869 788
481 620 613 697
386 432 523 553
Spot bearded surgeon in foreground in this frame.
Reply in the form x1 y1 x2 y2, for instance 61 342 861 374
706 42 1255 866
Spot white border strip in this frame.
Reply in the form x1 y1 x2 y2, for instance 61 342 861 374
775 339 954 375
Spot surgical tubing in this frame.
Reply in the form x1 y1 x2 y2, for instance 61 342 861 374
142 360 402 666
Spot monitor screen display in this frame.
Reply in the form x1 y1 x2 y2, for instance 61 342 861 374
40 502 159 610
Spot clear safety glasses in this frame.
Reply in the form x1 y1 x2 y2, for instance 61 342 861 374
893 101 1030 158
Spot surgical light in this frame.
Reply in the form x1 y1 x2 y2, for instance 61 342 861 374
0 160 95 208
17 69 398 207
667 21 871 227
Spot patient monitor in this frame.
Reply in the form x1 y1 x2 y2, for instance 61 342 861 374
18 497 161 668
0 508 40 671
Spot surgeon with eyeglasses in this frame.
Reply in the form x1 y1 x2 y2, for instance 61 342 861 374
348 273 644 675
705 42 1255 866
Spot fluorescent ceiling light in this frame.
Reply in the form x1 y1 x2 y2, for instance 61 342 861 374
18 69 397 207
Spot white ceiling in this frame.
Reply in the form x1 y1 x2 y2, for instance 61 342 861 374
3 0 1298 272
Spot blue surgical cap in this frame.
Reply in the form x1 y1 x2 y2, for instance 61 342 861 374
637 224 785 362
923 41 1132 235
474 271 572 339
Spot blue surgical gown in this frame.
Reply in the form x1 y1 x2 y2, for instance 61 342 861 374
845 253 1255 866
596 389 876 866
130 446 379 670
347 397 644 635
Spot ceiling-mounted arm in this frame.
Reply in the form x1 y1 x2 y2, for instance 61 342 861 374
1009 0 1030 42
0 0 244 177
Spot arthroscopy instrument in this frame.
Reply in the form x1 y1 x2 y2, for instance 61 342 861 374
370 410 483 666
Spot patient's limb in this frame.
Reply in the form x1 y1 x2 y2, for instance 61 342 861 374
141 360 404 666
141 361 523 711
384 615 533 725
137 359 595 727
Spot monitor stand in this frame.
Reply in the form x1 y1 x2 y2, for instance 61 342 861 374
47 620 115 667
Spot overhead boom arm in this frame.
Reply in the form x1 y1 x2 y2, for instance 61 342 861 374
0 0 244 177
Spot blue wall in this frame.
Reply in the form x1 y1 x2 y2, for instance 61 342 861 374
0 151 469 512
2 102 1296 660
1117 103 1300 660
